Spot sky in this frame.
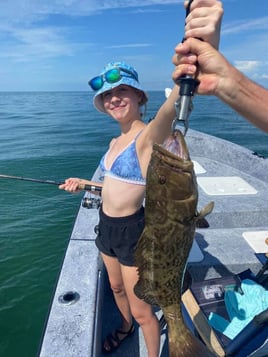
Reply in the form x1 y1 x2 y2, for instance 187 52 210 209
1 0 268 92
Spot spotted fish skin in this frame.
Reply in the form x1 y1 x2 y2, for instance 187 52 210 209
134 131 214 356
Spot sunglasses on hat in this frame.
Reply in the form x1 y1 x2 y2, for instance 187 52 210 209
88 67 139 91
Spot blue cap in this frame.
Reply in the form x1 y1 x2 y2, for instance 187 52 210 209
92 62 148 113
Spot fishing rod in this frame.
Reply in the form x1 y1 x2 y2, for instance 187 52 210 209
0 174 102 192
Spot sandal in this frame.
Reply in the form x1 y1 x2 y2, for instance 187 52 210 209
102 324 135 353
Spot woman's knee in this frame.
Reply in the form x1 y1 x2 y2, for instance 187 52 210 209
131 305 155 326
109 281 126 296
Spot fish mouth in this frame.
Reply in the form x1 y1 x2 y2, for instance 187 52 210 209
153 142 193 175
161 129 191 160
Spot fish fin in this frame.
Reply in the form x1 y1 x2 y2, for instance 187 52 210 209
196 201 214 225
196 217 210 228
134 282 159 306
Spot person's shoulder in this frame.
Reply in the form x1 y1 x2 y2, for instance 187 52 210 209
109 137 117 148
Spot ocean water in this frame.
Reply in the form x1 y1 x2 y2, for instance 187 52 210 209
0 91 267 357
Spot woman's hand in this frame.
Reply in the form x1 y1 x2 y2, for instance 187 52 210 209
184 0 223 49
59 177 83 193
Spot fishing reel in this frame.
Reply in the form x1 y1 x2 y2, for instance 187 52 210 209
82 196 101 209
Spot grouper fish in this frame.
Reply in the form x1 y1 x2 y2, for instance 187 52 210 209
134 130 215 356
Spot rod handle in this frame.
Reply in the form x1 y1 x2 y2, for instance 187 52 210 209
79 183 102 192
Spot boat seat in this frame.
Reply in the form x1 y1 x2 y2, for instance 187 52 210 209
182 266 268 357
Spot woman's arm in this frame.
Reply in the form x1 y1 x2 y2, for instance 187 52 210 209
142 0 224 146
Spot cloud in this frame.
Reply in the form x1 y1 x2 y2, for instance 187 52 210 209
234 61 260 72
0 25 90 63
233 60 268 84
106 43 152 49
222 17 268 35
0 0 182 23
0 0 181 66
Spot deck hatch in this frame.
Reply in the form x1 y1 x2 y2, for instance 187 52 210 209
193 160 206 174
197 176 257 196
243 231 268 253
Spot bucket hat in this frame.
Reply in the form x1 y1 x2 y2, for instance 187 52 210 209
89 62 148 113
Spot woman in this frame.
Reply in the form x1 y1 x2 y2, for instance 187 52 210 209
59 1 223 355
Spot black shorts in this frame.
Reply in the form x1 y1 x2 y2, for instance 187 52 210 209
95 205 145 266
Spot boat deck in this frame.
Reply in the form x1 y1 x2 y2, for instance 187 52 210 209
39 129 268 357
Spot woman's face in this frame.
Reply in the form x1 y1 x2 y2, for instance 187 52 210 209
102 85 142 122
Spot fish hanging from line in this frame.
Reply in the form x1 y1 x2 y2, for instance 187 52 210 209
134 130 215 356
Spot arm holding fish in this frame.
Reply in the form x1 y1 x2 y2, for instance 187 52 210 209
136 84 180 176
137 0 224 171
173 38 268 133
